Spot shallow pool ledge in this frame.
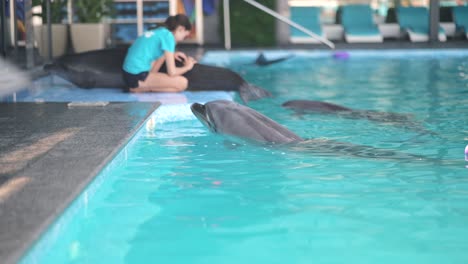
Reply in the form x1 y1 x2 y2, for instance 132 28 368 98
0 102 160 264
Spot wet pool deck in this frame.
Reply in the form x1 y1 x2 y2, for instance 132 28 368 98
0 102 160 264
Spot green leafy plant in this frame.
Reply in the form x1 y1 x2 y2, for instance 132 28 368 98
219 0 276 47
74 0 115 23
32 0 67 24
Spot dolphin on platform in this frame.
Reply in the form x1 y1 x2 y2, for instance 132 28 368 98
190 100 429 161
44 48 271 103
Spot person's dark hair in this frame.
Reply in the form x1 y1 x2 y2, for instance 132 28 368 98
165 14 192 31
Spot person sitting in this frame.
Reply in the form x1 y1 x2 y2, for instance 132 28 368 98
122 14 196 93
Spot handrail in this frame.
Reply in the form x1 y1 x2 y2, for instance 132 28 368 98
223 0 335 50
243 0 334 49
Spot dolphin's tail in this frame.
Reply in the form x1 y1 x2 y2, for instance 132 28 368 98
239 83 272 103
43 62 96 88
43 62 70 79
43 62 63 73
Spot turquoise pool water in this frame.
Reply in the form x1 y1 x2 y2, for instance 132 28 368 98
21 50 468 263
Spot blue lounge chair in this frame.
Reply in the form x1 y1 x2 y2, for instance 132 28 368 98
289 6 324 43
397 7 447 42
341 4 383 43
452 6 468 39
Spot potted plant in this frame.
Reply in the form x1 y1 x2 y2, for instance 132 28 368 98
70 0 114 53
32 0 68 57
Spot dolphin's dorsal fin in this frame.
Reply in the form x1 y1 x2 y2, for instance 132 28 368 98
255 53 268 65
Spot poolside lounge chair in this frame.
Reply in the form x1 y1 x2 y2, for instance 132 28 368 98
289 6 324 43
397 7 447 42
340 4 383 43
452 6 468 39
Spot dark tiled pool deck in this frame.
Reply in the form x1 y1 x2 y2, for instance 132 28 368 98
0 102 160 264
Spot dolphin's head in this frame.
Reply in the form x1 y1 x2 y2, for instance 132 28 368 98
190 102 218 133
191 100 252 135
191 100 303 144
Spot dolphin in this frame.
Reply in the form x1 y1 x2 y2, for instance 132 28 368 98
190 100 430 161
191 100 303 144
254 52 294 66
43 48 271 103
43 48 126 89
282 100 433 134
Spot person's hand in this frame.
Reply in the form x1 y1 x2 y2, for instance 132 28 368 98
189 56 197 63
184 57 197 70
174 51 188 62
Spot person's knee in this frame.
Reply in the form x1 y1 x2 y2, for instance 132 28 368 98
174 77 188 92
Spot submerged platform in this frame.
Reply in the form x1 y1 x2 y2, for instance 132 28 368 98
0 102 159 264
1 75 234 104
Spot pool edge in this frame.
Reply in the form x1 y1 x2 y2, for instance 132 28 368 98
0 102 161 264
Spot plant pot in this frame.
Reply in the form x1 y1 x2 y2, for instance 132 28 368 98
33 24 68 58
70 23 110 53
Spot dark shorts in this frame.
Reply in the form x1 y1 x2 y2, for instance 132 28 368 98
122 70 149 92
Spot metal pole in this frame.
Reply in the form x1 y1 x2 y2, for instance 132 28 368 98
429 0 439 42
46 0 52 60
243 0 334 49
67 0 72 24
136 0 143 36
25 0 34 68
275 0 289 46
223 0 231 50
10 0 17 48
195 0 203 45
1 0 6 57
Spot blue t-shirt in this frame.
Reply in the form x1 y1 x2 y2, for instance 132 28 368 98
123 27 175 74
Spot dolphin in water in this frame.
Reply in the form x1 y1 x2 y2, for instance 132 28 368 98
190 100 429 161
282 100 433 134
44 48 271 103
192 100 303 144
254 52 294 66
